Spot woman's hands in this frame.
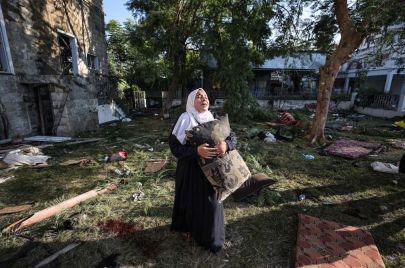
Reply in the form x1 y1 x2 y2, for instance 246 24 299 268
215 141 228 156
197 144 218 159
197 141 228 159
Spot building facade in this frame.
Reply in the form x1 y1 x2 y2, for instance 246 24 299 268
0 0 108 139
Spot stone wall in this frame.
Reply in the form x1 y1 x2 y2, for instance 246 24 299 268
0 0 108 137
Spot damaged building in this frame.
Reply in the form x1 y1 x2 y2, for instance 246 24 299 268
0 0 108 139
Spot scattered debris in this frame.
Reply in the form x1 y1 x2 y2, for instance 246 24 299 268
23 136 72 143
340 125 353 132
393 120 405 128
60 159 97 166
33 242 81 268
371 162 399 174
0 204 32 215
132 191 145 202
389 139 405 149
0 175 15 184
144 159 168 173
97 219 142 236
114 168 131 177
298 194 306 201
98 101 126 124
106 151 128 162
303 154 315 160
392 180 398 185
3 146 50 167
257 131 276 143
346 113 367 121
122 118 132 122
3 184 117 233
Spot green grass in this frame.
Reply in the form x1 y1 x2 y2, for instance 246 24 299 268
0 114 404 267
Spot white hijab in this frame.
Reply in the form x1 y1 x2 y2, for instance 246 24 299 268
172 89 215 144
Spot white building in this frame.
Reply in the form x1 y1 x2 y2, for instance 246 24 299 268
335 24 405 117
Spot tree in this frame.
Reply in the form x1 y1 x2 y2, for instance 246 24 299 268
201 0 274 121
127 0 206 113
275 0 405 143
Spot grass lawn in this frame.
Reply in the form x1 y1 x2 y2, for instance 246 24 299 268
0 112 404 267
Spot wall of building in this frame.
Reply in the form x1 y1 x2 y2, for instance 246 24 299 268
0 0 108 138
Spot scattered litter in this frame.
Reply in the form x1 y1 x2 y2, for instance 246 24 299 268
0 175 15 184
121 118 132 122
3 184 117 233
108 151 128 162
135 182 143 188
60 159 97 166
98 101 126 124
295 214 385 267
298 194 306 201
342 208 368 220
144 159 168 173
346 113 366 121
259 132 276 143
378 205 389 214
389 139 405 149
34 243 81 268
392 180 398 185
114 169 131 177
97 219 142 236
371 162 399 174
3 146 50 167
132 191 145 202
393 120 405 128
23 136 72 143
322 201 336 206
303 154 315 160
340 125 353 132
0 204 32 215
386 255 395 262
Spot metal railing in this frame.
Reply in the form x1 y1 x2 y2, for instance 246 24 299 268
357 94 399 110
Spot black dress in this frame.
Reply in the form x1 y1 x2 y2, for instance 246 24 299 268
169 120 237 252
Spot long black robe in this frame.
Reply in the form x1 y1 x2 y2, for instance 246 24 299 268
169 122 237 252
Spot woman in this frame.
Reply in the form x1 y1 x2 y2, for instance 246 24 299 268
169 88 237 253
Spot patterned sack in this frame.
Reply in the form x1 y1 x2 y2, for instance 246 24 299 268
186 115 251 202
199 150 251 202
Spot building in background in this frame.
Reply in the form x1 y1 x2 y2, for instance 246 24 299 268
0 0 108 139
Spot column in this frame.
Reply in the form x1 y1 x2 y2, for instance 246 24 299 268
384 71 394 93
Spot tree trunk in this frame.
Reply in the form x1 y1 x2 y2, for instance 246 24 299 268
308 0 366 144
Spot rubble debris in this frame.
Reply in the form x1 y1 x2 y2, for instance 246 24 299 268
0 175 15 184
3 146 50 167
132 191 145 202
0 160 9 170
24 136 72 143
97 219 142 236
0 204 32 215
3 184 117 233
60 159 98 166
106 151 128 162
144 159 168 173
34 243 81 268
389 139 405 150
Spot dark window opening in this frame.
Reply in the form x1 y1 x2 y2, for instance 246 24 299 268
58 34 73 75
87 54 99 70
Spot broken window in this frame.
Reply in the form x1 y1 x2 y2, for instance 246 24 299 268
87 53 99 71
0 5 14 74
57 31 79 75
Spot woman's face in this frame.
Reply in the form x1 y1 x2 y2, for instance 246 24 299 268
194 90 209 113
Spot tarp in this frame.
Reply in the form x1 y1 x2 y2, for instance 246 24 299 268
98 101 126 124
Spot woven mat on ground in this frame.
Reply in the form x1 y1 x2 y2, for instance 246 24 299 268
295 214 384 268
323 139 380 159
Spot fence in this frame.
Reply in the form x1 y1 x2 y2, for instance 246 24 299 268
358 94 399 110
